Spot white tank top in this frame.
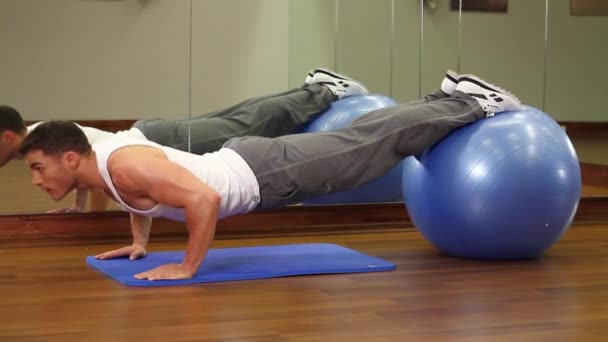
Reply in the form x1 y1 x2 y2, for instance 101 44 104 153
27 122 147 144
93 139 260 221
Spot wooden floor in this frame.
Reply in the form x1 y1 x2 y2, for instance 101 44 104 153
3 222 608 341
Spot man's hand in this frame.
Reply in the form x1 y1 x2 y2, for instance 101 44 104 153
134 263 193 281
95 244 147 260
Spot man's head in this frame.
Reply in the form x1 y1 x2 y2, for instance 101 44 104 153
0 105 28 167
20 121 92 201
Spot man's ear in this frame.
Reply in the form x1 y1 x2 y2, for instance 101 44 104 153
63 151 81 170
1 131 17 145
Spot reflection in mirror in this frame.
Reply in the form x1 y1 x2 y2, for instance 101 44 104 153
288 0 424 206
190 0 289 116
393 0 422 102
336 0 392 95
289 0 336 89
459 0 546 108
3 0 605 217
0 0 191 215
421 0 460 96
546 0 608 168
290 0 420 99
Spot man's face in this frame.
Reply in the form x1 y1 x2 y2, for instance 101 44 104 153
24 150 78 201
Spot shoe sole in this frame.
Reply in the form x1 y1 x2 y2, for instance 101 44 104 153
458 75 521 104
313 68 355 82
314 78 369 94
317 80 368 97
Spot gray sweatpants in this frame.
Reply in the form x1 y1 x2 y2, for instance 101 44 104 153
133 83 334 154
224 90 486 209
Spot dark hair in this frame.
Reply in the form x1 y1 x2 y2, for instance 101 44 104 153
0 105 27 135
19 121 92 157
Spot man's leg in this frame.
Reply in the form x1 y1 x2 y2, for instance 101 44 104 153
202 88 305 119
134 69 368 154
349 69 463 126
226 77 522 209
186 83 338 154
131 84 332 153
351 89 448 125
181 70 367 154
202 67 369 119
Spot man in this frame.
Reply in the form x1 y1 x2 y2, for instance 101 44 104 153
1 68 367 212
20 72 522 281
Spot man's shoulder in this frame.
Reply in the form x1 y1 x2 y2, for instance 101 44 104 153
106 143 165 167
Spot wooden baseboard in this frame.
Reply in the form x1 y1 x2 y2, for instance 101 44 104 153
560 121 608 140
0 203 411 247
2 198 607 247
581 162 608 187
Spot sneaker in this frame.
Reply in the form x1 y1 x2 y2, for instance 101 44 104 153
441 70 460 95
455 75 523 116
310 68 369 99
304 67 345 85
304 70 314 85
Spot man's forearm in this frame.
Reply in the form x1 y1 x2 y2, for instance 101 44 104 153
130 213 152 247
181 196 220 275
74 188 89 211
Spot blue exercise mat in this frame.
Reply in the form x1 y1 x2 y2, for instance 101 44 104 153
86 243 396 287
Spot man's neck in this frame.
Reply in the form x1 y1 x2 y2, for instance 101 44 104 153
75 151 106 190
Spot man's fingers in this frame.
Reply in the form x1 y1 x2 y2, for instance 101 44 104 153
134 272 154 280
95 248 129 260
129 251 141 260
95 252 111 259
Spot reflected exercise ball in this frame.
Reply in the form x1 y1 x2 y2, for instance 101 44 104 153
299 94 404 205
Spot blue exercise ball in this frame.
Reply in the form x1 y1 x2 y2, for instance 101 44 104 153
402 106 581 259
299 94 405 205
